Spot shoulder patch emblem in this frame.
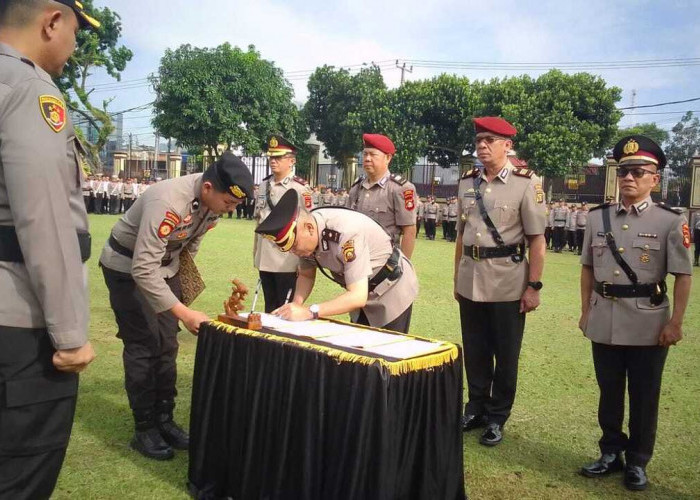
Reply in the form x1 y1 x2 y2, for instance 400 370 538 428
513 168 534 178
403 189 415 211
682 223 691 248
303 192 312 209
39 95 66 133
341 240 356 263
534 183 544 204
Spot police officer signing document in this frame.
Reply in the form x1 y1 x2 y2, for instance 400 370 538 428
256 190 418 333
0 1 99 497
100 152 253 460
454 117 546 446
578 135 692 491
254 135 314 312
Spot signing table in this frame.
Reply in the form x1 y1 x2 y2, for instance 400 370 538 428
188 314 465 500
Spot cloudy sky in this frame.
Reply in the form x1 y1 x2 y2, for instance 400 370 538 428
92 0 700 146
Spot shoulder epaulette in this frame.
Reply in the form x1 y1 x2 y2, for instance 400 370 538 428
262 174 272 181
321 228 341 243
390 173 407 186
20 57 35 68
293 176 308 186
352 176 364 187
513 167 534 179
589 202 611 212
656 202 682 215
461 168 480 179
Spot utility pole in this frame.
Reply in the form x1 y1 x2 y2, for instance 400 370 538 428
395 59 413 85
128 132 132 179
153 134 159 179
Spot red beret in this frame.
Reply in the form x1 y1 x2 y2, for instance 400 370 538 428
362 133 396 154
473 117 517 137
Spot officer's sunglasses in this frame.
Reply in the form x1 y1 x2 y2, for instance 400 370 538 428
474 135 506 145
616 167 657 179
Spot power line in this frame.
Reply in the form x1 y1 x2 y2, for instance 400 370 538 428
617 97 700 110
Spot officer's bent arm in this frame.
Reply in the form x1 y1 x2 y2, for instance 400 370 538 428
400 224 416 259
315 278 369 317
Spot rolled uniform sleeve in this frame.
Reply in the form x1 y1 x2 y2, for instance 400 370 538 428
1 79 88 349
667 217 693 275
520 175 546 236
131 200 180 313
392 182 417 226
340 235 372 286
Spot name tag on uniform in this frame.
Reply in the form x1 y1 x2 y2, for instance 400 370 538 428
637 233 658 238
597 232 606 237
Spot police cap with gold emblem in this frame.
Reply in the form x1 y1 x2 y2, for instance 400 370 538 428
254 190 300 252
266 134 297 157
53 0 101 29
613 135 667 169
206 151 254 200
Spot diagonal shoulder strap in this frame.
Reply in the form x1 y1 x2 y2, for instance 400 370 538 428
473 175 505 247
602 206 638 284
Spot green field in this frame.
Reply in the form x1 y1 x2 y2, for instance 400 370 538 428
54 215 700 499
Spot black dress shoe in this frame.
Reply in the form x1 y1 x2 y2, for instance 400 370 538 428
580 453 624 477
479 423 503 446
461 414 487 432
158 419 190 450
624 465 648 491
131 427 174 460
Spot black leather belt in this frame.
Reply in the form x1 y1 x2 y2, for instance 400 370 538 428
594 280 666 299
368 246 402 292
109 234 172 266
0 225 90 263
463 244 524 261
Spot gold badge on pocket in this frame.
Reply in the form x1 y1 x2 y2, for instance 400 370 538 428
640 253 650 263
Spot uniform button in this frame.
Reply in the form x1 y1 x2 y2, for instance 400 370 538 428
503 205 507 209
618 247 625 253
622 224 629 230
614 270 620 276
485 188 492 193
476 233 482 238
470 201 475 206
365 193 370 198
644 244 650 250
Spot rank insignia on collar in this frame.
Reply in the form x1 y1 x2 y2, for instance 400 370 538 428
183 214 192 224
341 240 356 263
176 231 188 240
39 95 66 133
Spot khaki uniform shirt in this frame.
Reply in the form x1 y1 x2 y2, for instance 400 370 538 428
447 201 459 221
456 161 546 302
576 209 589 229
349 171 417 241
123 183 135 199
311 191 321 206
425 202 438 220
552 206 569 227
109 181 122 197
99 174 220 314
335 193 348 207
299 209 418 326
580 198 692 346
416 199 424 218
566 211 578 231
545 207 552 228
254 173 313 273
321 192 335 206
0 43 89 349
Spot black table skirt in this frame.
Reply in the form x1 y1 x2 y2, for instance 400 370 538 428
188 321 466 500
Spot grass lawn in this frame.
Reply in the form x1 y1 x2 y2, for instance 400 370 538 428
54 214 700 499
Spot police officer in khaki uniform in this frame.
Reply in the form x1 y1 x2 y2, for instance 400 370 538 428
578 136 692 491
424 195 438 240
335 188 349 208
552 199 569 252
257 190 419 333
566 205 578 251
0 1 98 497
447 196 459 242
454 117 546 446
349 134 418 258
692 211 700 266
254 135 314 312
100 152 253 460
575 201 588 254
545 201 554 249
122 177 136 212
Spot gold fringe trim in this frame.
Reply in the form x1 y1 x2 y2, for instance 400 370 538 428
209 321 459 376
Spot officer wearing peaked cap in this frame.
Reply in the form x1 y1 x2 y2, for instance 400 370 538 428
455 117 546 446
256 190 419 333
579 135 692 491
100 151 253 461
0 1 99 496
254 135 314 312
348 133 418 258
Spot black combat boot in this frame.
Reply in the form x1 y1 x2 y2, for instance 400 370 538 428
156 400 189 450
131 409 174 460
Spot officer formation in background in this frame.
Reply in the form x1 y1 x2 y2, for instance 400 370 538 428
0 0 696 497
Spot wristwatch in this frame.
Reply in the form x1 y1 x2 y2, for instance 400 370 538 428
527 281 543 291
309 304 320 320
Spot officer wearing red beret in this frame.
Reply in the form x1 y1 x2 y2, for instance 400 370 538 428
348 134 418 258
454 117 546 446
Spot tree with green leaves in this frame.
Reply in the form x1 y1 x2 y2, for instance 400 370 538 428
152 43 305 163
665 112 699 206
612 123 669 148
55 0 132 168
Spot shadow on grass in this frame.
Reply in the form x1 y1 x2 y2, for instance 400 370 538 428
75 376 190 495
463 430 696 499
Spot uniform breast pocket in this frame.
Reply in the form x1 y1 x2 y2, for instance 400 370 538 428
372 206 392 227
494 200 519 225
631 239 661 269
592 239 612 266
